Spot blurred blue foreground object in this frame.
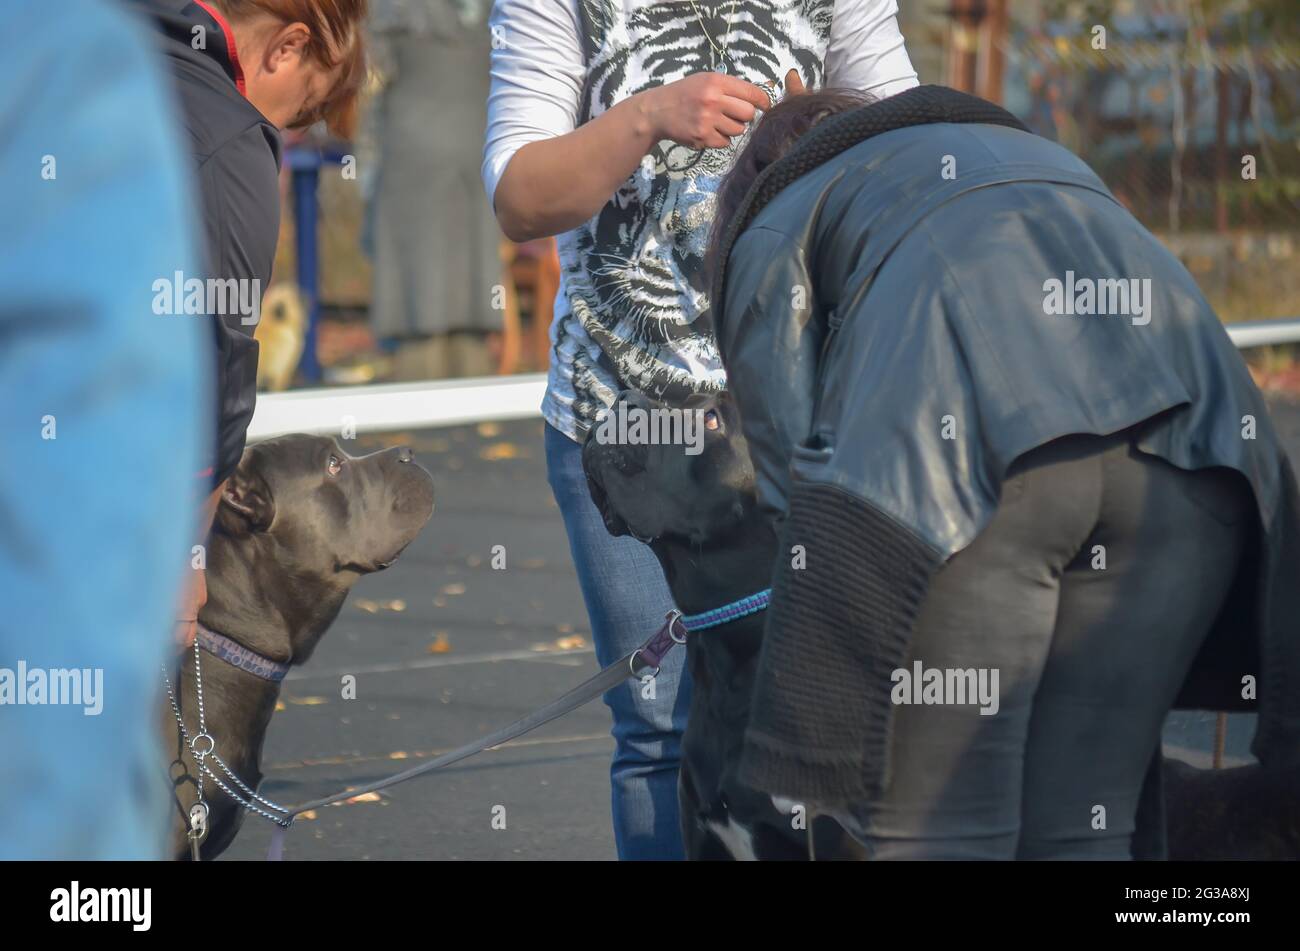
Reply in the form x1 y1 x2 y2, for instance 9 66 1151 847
0 0 207 859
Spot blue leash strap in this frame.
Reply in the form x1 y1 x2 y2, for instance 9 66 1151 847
680 588 772 632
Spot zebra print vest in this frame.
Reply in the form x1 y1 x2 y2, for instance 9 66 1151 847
544 0 834 440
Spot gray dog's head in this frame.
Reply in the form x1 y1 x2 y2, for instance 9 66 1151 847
582 390 757 546
216 433 435 578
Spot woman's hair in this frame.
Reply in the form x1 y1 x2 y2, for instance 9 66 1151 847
706 88 874 287
209 0 369 138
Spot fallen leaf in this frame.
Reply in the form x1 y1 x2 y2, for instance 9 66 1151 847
332 791 383 807
441 583 466 596
299 810 318 821
427 632 452 654
387 599 406 612
274 701 286 712
532 635 588 653
389 751 410 760
476 422 502 438
354 599 379 613
287 696 328 706
479 441 524 461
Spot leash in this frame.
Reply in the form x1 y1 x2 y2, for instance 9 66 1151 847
263 607 687 859
166 590 771 860
676 588 770 632
265 588 773 860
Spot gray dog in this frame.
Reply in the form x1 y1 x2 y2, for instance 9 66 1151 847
164 434 434 860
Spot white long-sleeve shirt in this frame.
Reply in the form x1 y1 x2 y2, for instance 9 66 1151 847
483 0 918 439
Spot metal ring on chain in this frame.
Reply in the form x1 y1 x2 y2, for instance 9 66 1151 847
163 664 292 830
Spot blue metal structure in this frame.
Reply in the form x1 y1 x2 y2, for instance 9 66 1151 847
286 143 350 383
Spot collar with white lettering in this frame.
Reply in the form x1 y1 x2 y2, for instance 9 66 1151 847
196 624 291 682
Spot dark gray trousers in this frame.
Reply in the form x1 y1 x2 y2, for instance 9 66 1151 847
843 430 1251 859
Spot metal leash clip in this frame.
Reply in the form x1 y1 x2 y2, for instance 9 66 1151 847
628 610 686 678
187 801 209 861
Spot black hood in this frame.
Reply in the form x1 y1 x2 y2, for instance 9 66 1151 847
147 1 245 91
129 0 281 168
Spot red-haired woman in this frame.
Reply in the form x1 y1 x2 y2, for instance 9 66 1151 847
133 0 367 645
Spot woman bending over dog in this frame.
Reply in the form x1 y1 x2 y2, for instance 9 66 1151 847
705 85 1300 859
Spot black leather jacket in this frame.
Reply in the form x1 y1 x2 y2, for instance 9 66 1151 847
711 88 1300 810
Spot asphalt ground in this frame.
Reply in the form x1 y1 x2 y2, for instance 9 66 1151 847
221 396 1300 860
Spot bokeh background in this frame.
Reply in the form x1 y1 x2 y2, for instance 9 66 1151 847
271 0 1300 394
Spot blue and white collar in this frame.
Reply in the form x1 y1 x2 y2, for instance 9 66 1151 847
196 624 292 683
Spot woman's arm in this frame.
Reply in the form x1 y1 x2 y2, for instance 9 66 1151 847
483 0 768 242
826 0 918 94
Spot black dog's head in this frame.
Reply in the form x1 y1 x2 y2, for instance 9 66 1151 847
216 433 435 580
582 390 757 547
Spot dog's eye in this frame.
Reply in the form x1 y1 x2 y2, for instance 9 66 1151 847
703 409 721 431
327 455 343 477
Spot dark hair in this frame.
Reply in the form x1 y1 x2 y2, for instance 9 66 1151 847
706 88 874 288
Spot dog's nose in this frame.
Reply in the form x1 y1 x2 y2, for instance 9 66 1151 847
396 446 414 463
610 444 645 476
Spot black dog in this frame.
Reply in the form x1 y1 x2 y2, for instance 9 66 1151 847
1163 757 1300 860
585 391 1298 861
584 391 864 859
164 434 434 860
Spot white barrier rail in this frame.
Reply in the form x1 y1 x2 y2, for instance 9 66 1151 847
248 373 546 441
248 320 1300 440
1226 318 1300 349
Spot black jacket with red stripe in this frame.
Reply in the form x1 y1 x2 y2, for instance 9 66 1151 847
130 0 281 486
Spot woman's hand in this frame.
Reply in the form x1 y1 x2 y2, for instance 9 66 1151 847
637 72 771 150
494 72 769 242
173 481 223 651
174 565 206 650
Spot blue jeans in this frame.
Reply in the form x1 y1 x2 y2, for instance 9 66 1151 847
544 422 689 859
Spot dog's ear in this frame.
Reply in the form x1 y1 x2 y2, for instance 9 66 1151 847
783 68 806 98
585 471 630 538
217 462 275 534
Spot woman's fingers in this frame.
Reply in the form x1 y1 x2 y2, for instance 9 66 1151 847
653 73 770 149
719 98 763 127
714 116 749 139
718 74 773 115
784 68 806 97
